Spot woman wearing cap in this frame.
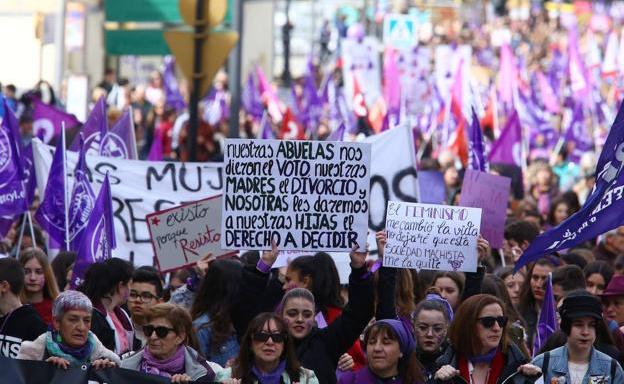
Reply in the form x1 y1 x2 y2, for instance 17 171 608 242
17 290 120 369
532 291 624 384
217 312 319 383
121 303 222 383
337 319 423 384
433 294 532 384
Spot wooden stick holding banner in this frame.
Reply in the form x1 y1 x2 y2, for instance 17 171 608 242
61 122 70 251
15 212 27 253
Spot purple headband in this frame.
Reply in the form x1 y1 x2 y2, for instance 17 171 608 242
376 319 416 357
425 293 454 322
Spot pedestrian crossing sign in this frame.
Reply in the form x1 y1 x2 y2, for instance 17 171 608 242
383 14 418 48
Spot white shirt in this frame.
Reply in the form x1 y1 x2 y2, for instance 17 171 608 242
568 361 589 384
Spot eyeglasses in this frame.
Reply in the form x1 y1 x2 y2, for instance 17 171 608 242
252 331 286 343
143 325 176 338
477 316 508 329
415 323 447 335
129 291 158 302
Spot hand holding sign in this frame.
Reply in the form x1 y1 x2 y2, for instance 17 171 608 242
350 243 368 269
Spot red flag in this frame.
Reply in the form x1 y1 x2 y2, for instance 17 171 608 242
280 108 306 140
352 76 368 118
447 119 468 166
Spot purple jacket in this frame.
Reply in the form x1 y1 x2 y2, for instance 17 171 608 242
337 367 403 384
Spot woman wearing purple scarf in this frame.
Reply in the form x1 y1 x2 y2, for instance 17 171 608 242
217 313 319 383
121 303 222 383
338 320 423 384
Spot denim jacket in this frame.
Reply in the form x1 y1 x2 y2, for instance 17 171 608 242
532 345 624 384
193 313 239 367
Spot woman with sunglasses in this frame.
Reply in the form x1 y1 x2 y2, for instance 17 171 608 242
433 294 530 384
217 312 319 383
18 290 120 369
121 303 223 383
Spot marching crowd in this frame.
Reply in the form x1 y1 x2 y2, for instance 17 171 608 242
4 3 624 384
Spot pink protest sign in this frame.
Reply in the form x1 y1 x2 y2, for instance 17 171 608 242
459 170 511 249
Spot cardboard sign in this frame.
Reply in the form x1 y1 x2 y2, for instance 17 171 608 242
221 139 371 252
459 170 511 249
384 201 482 272
342 37 382 108
146 195 232 272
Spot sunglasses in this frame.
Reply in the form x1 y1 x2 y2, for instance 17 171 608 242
143 325 176 338
252 331 286 343
478 316 508 329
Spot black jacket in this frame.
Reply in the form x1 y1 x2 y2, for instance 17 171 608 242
433 343 534 384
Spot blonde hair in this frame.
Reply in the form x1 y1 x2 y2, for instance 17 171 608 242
145 303 199 351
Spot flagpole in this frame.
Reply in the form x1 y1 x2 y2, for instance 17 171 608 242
61 123 70 251
26 211 36 250
129 106 138 158
14 212 27 255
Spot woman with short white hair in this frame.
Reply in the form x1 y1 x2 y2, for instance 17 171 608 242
18 290 120 369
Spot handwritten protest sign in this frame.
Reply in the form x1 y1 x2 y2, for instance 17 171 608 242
146 195 232 272
459 170 511 249
384 201 482 272
221 139 371 252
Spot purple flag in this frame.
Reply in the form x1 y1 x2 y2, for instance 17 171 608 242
70 97 107 152
31 99 81 144
34 139 67 246
515 101 624 271
70 174 116 289
101 110 138 159
21 143 36 207
163 56 187 112
417 171 446 204
241 72 263 120
260 114 275 140
68 135 96 251
0 101 27 216
488 110 522 167
468 108 487 172
383 48 401 124
328 122 346 142
564 104 593 163
147 129 164 161
533 274 558 356
0 216 13 239
302 73 323 134
568 28 590 101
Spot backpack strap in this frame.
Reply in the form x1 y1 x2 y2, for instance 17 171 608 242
611 358 617 383
541 351 550 382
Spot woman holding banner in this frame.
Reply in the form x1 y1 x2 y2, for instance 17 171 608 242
17 290 120 369
121 303 222 383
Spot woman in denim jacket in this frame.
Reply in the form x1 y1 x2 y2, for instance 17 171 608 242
531 291 624 384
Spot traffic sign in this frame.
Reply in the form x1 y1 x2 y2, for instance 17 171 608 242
383 14 418 49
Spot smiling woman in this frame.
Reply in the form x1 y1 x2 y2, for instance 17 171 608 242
17 290 121 369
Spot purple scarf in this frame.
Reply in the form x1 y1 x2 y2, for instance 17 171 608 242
338 367 402 384
469 347 498 365
140 345 185 378
252 360 286 384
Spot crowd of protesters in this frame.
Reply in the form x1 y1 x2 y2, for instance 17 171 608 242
3 2 624 384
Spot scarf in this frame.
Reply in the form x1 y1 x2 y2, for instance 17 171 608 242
45 331 95 365
140 345 186 378
459 349 505 384
251 360 286 384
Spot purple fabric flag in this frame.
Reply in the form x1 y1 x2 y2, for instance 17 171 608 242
21 143 36 207
0 216 13 239
383 48 401 124
417 171 446 204
533 274 558 357
68 135 96 251
241 72 263 120
0 102 27 216
163 56 187 112
514 101 624 271
487 110 522 167
302 73 323 134
100 110 138 159
564 104 593 163
70 174 116 289
70 97 107 151
536 71 560 114
34 139 67 246
328 122 346 142
260 114 275 140
147 128 164 161
497 44 517 106
468 108 487 172
568 28 590 101
31 99 81 144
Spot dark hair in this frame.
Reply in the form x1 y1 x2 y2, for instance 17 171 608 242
232 313 301 384
363 322 424 383
190 259 242 353
546 196 573 227
51 251 76 291
481 274 523 325
78 258 133 303
504 220 539 245
413 298 451 324
561 253 587 270
449 294 510 357
239 251 260 267
518 258 555 312
6 84 16 93
432 272 465 297
559 290 611 340
288 253 344 314
0 257 24 295
497 266 524 282
584 261 614 287
132 266 164 298
552 265 586 294
170 268 191 287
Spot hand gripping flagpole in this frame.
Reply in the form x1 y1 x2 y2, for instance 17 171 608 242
62 122 70 251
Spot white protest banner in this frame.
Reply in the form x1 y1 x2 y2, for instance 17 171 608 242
384 201 482 272
459 170 511 249
221 139 371 252
146 195 234 272
32 139 222 266
342 37 382 108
